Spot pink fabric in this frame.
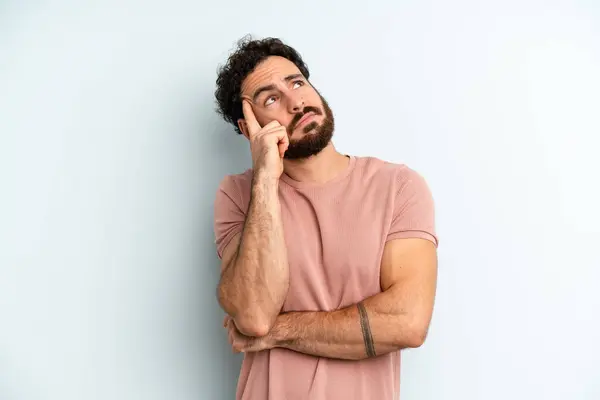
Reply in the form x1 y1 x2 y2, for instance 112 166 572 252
213 155 437 400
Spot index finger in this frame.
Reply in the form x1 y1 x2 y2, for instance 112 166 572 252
242 100 261 136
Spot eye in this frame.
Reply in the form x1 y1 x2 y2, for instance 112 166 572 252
292 80 304 89
264 95 277 106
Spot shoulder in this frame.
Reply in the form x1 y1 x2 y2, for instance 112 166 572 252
214 169 255 214
216 168 254 197
352 155 428 189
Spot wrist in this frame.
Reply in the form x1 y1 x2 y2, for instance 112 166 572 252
270 313 294 348
253 169 281 187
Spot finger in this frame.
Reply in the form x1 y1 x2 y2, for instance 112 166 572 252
279 143 288 159
229 334 236 351
242 101 261 137
227 319 235 331
242 336 267 353
260 120 281 133
262 125 288 138
227 321 250 353
233 337 253 353
227 322 236 345
232 336 245 353
279 130 290 158
264 127 289 158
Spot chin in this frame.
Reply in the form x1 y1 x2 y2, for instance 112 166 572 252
299 121 320 135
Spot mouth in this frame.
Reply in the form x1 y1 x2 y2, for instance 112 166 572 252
296 112 316 129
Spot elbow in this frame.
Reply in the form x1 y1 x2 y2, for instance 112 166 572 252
227 311 273 337
236 317 272 337
405 328 428 348
397 317 430 349
217 287 274 337
406 321 430 348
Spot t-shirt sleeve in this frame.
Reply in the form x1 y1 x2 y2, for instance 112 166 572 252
386 168 439 247
213 175 246 259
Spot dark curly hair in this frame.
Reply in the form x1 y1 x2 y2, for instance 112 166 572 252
215 35 310 135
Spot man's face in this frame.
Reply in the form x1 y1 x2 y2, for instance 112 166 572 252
238 56 334 159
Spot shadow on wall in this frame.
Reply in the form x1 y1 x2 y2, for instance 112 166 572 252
193 90 250 396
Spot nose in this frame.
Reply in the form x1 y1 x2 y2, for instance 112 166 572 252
288 93 305 113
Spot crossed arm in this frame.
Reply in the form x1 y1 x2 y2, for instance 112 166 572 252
220 234 438 360
216 175 289 337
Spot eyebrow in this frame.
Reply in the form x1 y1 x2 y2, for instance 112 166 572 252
251 74 305 103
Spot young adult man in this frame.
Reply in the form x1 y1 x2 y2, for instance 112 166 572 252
213 36 439 399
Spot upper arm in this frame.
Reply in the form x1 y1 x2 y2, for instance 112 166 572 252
214 176 244 308
220 232 241 274
380 237 437 294
380 166 438 327
213 175 246 262
380 238 438 338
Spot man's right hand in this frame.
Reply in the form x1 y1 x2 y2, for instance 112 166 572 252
243 100 289 180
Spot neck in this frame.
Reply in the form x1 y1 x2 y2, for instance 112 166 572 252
282 143 350 184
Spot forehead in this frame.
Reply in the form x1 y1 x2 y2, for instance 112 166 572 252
241 56 303 98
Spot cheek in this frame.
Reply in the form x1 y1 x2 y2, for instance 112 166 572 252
307 94 324 110
254 111 275 127
303 86 321 101
258 108 293 127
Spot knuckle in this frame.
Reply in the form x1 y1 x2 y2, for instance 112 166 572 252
258 135 270 145
269 127 286 136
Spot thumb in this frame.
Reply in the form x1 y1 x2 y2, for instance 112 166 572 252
278 131 289 159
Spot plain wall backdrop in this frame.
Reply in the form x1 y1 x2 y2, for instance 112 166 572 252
1 1 599 399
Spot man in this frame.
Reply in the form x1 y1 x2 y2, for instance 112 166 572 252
212 36 438 399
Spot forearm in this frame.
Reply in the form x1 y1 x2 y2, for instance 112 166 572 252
218 173 289 336
271 286 428 360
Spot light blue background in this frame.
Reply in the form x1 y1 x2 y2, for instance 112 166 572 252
1 1 599 399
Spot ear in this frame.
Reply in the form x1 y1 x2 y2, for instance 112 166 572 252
237 119 250 139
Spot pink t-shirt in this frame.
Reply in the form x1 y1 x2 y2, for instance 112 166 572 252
213 155 438 400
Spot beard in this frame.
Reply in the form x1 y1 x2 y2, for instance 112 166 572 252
283 95 334 160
